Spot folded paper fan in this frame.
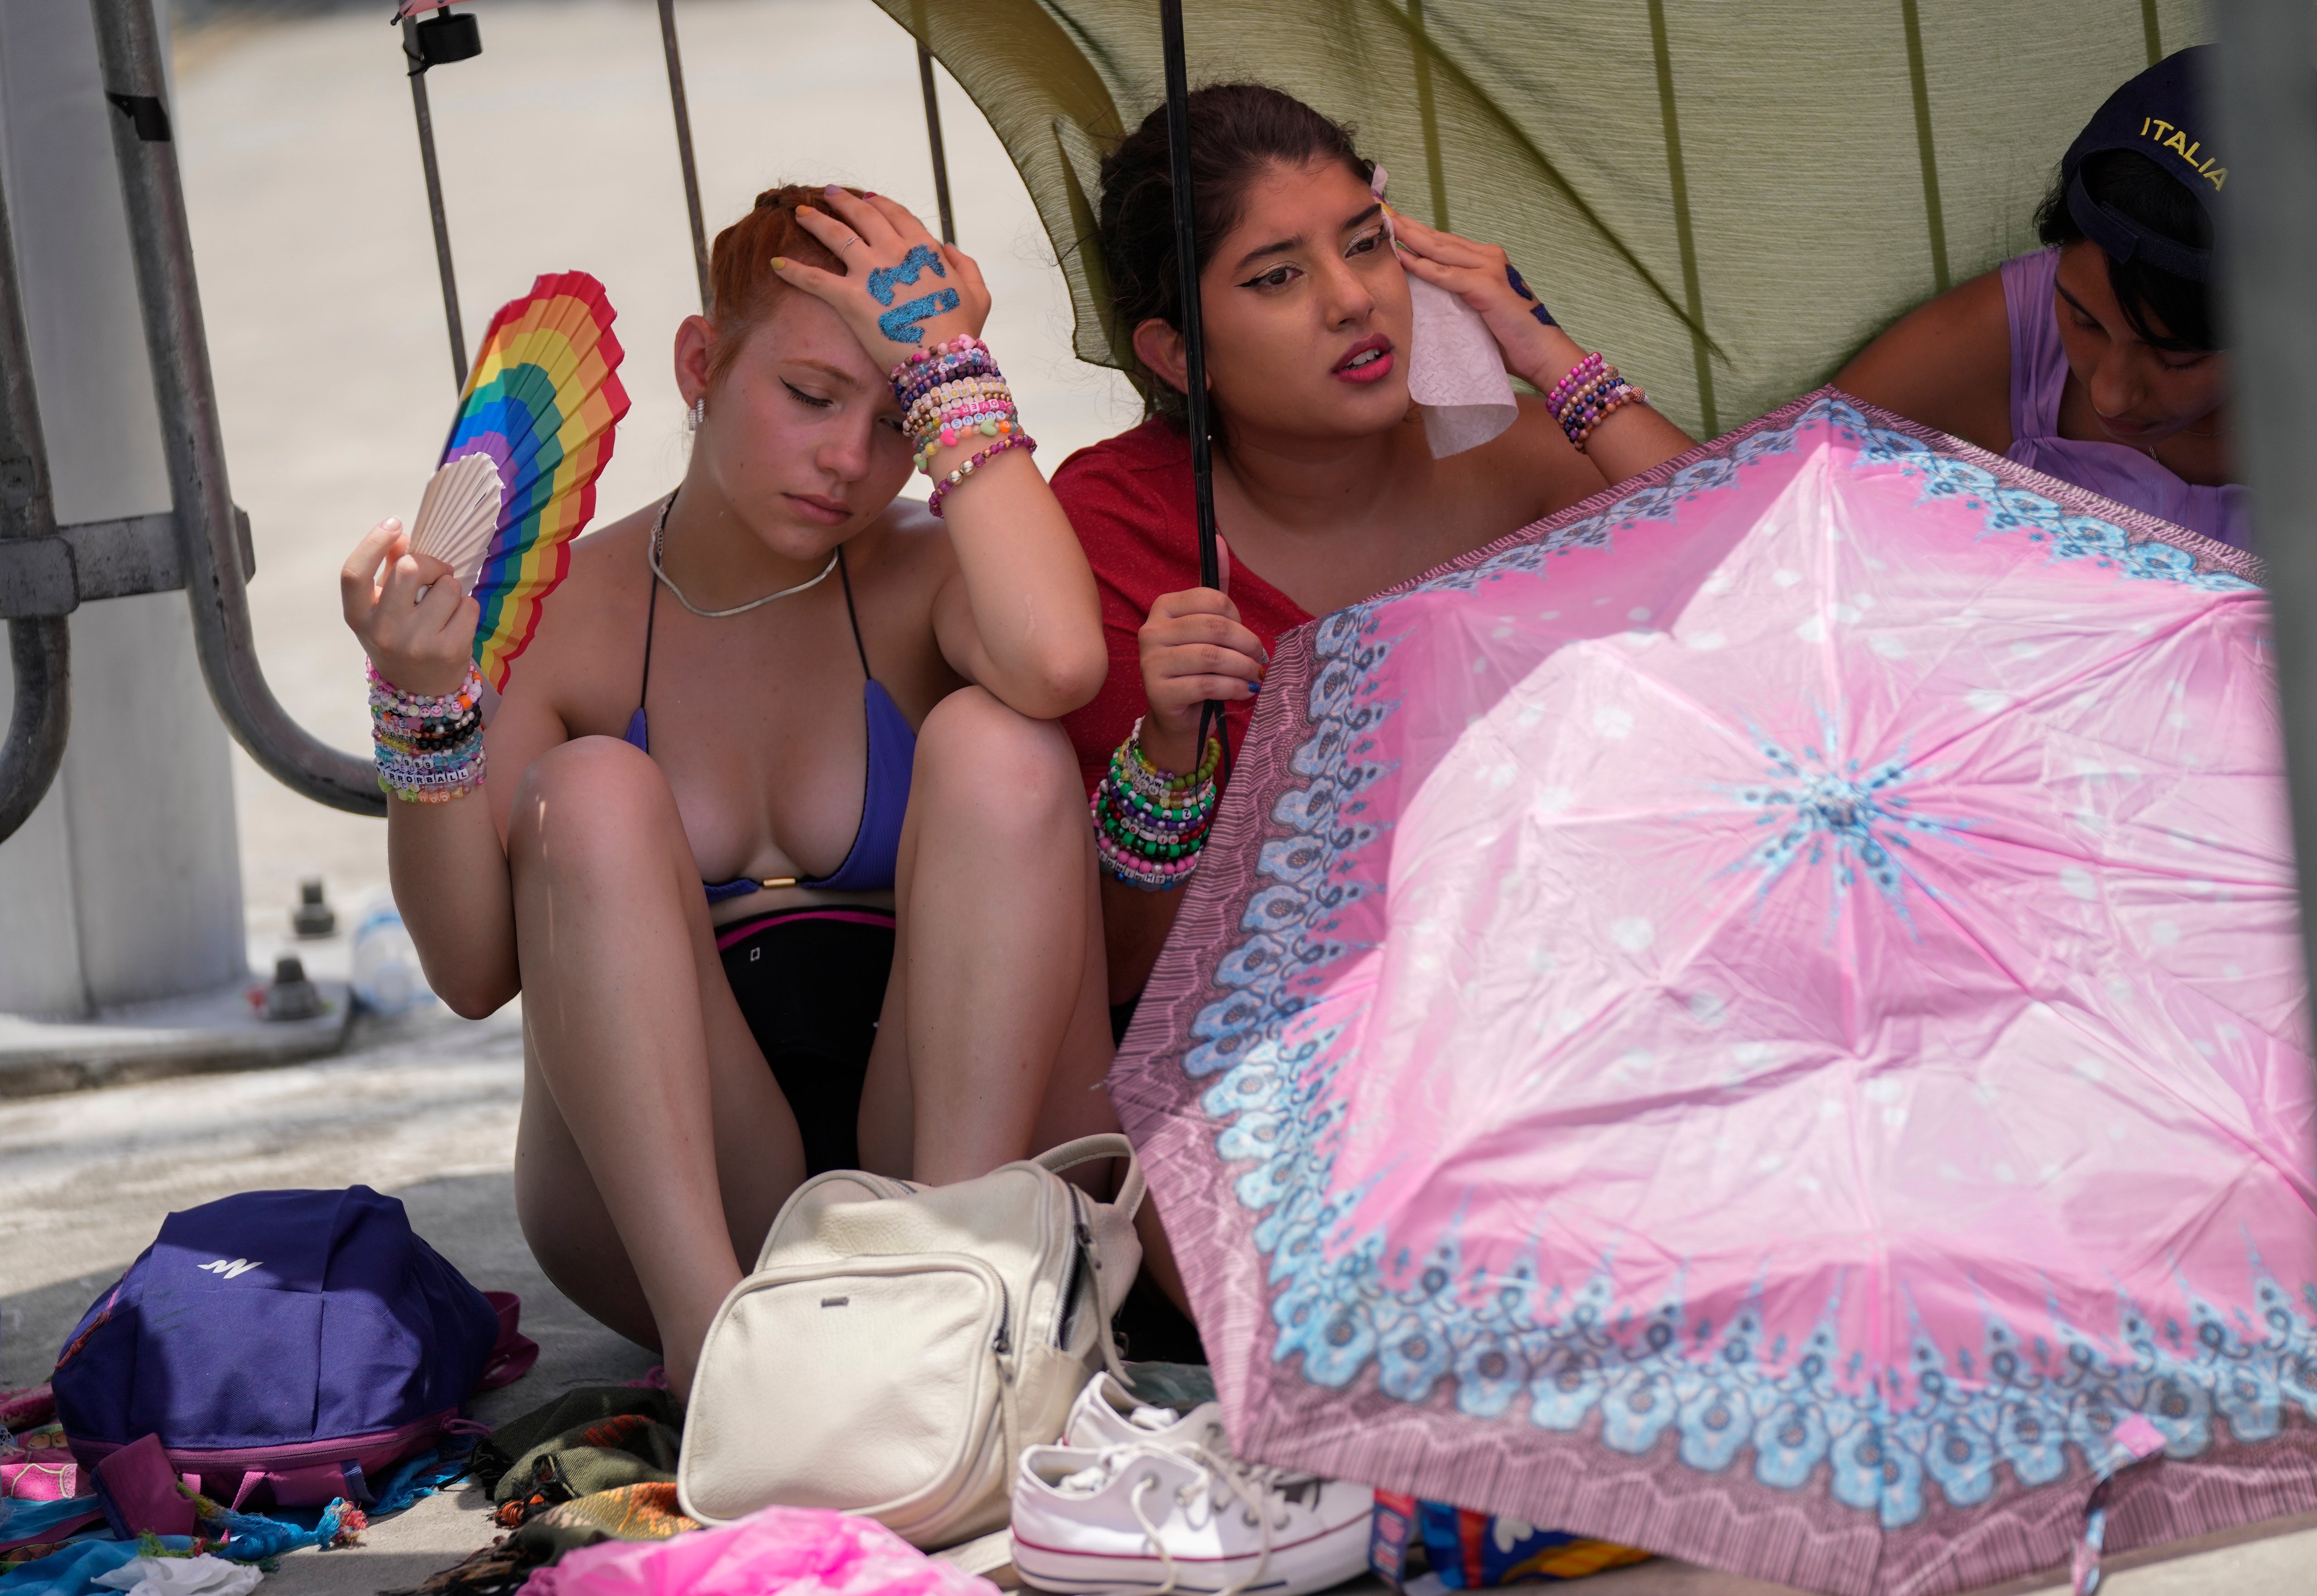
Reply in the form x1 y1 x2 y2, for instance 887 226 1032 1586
409 451 503 598
441 270 630 691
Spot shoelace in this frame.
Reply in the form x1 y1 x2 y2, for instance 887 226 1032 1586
1120 1440 1305 1596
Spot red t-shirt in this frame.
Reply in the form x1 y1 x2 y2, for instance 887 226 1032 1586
1054 420 1314 793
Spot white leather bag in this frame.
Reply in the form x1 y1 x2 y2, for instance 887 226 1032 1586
677 1133 1145 1549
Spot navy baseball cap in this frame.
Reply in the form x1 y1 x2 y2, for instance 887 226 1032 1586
2062 46 2222 282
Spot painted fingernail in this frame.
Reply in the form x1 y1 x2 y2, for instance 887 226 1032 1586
1248 680 1262 694
864 191 879 198
769 256 789 270
823 184 844 198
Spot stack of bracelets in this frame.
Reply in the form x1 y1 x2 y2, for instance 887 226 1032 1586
1545 352 1647 451
891 334 1038 518
370 659 486 803
1091 719 1222 891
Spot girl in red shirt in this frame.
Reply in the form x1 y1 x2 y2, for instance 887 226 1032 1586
1059 85 1695 1008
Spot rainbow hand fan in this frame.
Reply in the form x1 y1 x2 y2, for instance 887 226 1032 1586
438 270 630 691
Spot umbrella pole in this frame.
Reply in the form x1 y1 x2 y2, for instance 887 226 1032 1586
2211 8 2317 1003
399 18 466 390
1159 0 1226 759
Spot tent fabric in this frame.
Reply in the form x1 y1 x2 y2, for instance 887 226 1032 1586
1106 391 2317 1596
877 0 2206 440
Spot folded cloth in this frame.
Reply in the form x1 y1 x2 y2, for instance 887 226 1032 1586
89 1554 262 1596
387 1387 695 1596
523 1505 1002 1596
0 1390 55 1441
472 1388 680 1502
490 1414 680 1519
3 1456 81 1504
0 1537 194 1596
0 1497 107 1558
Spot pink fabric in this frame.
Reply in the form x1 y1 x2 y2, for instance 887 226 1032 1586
1112 391 2308 1596
523 1506 1002 1596
1 1458 79 1502
2000 248 2248 548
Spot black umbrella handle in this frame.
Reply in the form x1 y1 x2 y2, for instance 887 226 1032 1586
1160 0 1230 775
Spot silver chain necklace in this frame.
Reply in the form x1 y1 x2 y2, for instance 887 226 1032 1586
649 492 839 619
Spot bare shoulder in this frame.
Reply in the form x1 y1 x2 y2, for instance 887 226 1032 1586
1833 268 2013 453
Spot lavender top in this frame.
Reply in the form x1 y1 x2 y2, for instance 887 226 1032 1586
2000 248 2248 550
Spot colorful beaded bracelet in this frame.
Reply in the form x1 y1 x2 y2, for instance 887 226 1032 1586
1544 352 1606 414
925 432 1037 518
1091 720 1223 889
370 661 487 803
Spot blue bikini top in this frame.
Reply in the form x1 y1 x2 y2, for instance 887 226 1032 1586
623 544 915 898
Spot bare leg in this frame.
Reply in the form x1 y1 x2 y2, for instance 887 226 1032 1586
507 736 807 1398
858 688 1116 1182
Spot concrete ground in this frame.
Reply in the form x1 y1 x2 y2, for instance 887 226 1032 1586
1 3 2310 1593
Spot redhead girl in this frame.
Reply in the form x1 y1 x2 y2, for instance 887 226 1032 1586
1058 85 1697 1011
341 187 1115 1397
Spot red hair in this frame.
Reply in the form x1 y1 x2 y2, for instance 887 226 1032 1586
705 183 862 383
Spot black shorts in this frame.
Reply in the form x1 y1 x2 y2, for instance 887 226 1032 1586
716 906 895 1176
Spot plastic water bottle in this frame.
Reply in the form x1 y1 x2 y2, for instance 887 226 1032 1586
350 896 435 1016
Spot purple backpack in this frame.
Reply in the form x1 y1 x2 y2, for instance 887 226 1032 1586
50 1186 535 1509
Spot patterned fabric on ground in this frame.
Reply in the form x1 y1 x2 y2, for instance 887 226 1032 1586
522 1505 1001 1596
392 1387 695 1596
0 1537 194 1596
4 1427 81 1503
490 1414 681 1522
473 1389 680 1502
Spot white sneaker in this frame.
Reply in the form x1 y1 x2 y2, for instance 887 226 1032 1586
1064 1371 1230 1456
1011 1440 1374 1596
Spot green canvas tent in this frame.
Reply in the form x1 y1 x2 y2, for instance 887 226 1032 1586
876 0 2206 439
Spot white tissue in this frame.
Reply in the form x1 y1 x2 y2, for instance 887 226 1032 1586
92 1555 265 1596
1407 273 1518 458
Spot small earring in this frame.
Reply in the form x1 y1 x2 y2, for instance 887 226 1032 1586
687 397 706 431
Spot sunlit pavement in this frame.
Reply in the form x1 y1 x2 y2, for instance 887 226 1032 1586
2 3 2309 1591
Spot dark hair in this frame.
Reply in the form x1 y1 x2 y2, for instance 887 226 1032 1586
1098 83 1369 417
705 182 857 384
2033 149 2216 351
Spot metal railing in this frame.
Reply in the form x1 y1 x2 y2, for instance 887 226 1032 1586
3 0 2310 942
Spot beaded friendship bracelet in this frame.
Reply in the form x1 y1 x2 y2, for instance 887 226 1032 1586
1545 351 1648 452
925 432 1037 518
368 659 486 804
890 335 1035 496
1091 719 1222 891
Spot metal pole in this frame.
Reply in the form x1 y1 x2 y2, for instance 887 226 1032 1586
916 43 956 246
2211 5 2317 1005
402 16 467 389
0 155 70 844
657 0 711 312
92 0 385 816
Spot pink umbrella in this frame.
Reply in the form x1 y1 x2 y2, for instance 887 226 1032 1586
1111 392 2315 1596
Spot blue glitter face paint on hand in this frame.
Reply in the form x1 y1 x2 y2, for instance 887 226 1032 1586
867 244 947 307
880 288 960 344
